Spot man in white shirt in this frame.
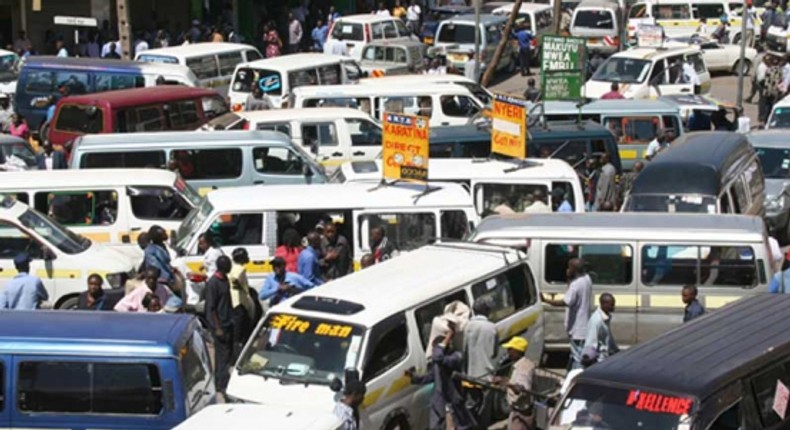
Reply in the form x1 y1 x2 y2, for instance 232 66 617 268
56 39 68 57
746 3 757 47
325 37 349 56
645 129 669 160
747 57 768 103
682 57 700 94
523 189 552 213
464 52 480 83
376 2 391 16
134 36 149 57
406 0 421 33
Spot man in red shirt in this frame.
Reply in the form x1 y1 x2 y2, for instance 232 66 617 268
601 83 625 99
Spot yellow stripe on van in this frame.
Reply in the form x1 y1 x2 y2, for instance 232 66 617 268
500 312 540 340
198 187 212 197
705 296 740 309
362 387 385 409
649 294 685 308
36 269 81 279
81 232 112 243
0 269 18 278
320 159 347 168
385 374 412 397
595 294 641 308
619 149 638 160
247 261 273 274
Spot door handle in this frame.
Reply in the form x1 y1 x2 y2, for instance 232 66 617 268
680 88 691 92
332 152 343 157
130 227 141 231
353 151 365 156
254 180 264 185
441 122 450 126
121 234 131 244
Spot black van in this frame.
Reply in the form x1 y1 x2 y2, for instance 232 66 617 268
551 294 790 430
623 132 765 216
429 121 622 175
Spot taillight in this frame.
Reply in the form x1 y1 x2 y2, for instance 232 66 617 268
365 24 371 42
187 272 207 283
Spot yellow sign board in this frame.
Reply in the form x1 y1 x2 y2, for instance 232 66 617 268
491 94 528 159
382 112 430 182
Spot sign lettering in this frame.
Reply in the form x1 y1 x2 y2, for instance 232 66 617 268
382 112 429 182
491 94 527 159
625 390 693 416
540 35 586 101
270 315 355 338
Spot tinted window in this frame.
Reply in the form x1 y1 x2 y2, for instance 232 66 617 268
187 56 219 79
289 69 319 90
441 210 469 239
302 123 338 147
172 148 243 179
653 4 691 19
23 70 55 94
167 100 201 129
182 333 212 396
18 361 162 415
415 290 469 348
574 10 615 29
34 190 118 226
256 122 291 135
629 3 647 18
641 245 757 287
95 73 145 92
134 106 165 131
363 315 408 382
24 71 89 95
55 105 103 133
252 147 304 174
545 244 633 285
440 95 480 118
348 118 382 147
752 363 790 427
81 151 166 169
218 52 244 76
232 68 283 96
471 264 534 322
696 3 725 19
245 50 262 62
438 23 476 44
0 221 45 260
211 213 263 246
362 212 436 251
128 186 193 220
318 65 342 85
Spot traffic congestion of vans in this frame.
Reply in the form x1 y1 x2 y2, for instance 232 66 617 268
0 0 786 426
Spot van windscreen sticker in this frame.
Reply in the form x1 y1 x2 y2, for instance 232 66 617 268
625 390 693 415
269 314 355 338
259 74 281 93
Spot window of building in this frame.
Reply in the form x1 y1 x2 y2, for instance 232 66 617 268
210 213 263 246
362 314 408 382
17 361 162 415
545 244 633 285
252 147 304 175
471 264 534 322
54 105 103 134
361 212 436 252
171 148 243 180
34 190 118 226
81 151 166 169
415 290 469 348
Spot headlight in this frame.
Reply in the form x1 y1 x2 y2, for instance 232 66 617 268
105 272 128 289
766 195 785 212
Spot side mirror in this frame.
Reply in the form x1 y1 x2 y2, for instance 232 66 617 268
330 376 343 393
303 163 314 177
42 248 56 261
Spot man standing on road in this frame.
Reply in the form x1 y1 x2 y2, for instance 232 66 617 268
682 285 706 322
261 257 316 304
298 231 324 285
513 24 534 76
463 297 498 426
582 293 619 363
542 258 593 370
204 255 234 397
493 337 535 430
1 253 48 310
594 153 617 211
288 13 303 54
334 380 367 430
324 222 352 280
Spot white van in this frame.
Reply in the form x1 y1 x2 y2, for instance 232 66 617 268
325 14 417 60
228 53 361 111
0 169 200 246
200 108 382 166
434 14 516 74
173 405 343 430
228 242 544 430
571 0 623 55
583 46 711 99
172 182 477 303
471 212 771 351
136 42 263 95
627 0 751 42
358 73 494 105
291 83 484 127
0 196 139 309
492 2 553 58
331 158 585 216
766 94 790 129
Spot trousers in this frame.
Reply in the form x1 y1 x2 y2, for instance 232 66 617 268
213 329 234 392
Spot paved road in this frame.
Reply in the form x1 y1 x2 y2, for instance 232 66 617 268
490 70 760 124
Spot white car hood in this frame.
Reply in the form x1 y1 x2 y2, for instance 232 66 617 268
86 242 139 273
227 370 339 411
582 80 614 99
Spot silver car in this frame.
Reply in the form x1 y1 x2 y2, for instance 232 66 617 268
358 40 428 76
749 130 790 242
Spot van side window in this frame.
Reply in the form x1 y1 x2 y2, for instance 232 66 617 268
628 3 647 18
362 313 408 382
348 118 382 147
476 183 549 215
210 213 263 246
256 122 291 136
252 147 304 175
218 52 243 76
472 264 535 322
395 20 410 37
35 190 118 226
174 148 243 179
700 246 756 287
18 361 163 415
641 245 757 287
371 22 385 39
441 210 469 240
695 4 724 21
649 59 667 85
135 106 165 131
415 290 469 348
360 212 436 252
289 69 319 89
81 151 166 169
187 56 220 79
128 186 193 220
707 403 742 430
751 363 790 427
55 105 103 134
689 53 706 75
0 221 45 259
662 115 680 136
302 123 338 147
318 64 342 85
182 332 212 406
745 160 764 197
545 244 633 285
440 95 479 118
24 70 55 94
652 4 690 19
95 73 145 92
552 181 576 212
245 49 262 62
167 100 201 129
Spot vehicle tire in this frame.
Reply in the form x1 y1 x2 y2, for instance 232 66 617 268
733 59 751 76
384 414 410 430
57 296 80 310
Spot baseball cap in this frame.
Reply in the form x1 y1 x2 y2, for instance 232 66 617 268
13 252 31 266
502 336 528 353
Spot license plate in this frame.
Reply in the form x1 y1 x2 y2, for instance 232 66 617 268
424 37 434 45
588 38 600 44
448 54 467 62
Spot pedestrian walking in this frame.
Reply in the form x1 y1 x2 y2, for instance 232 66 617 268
682 285 706 322
288 13 303 53
376 2 392 16
582 293 619 363
593 153 616 211
493 337 535 430
114 267 172 312
76 273 118 310
259 256 316 305
370 226 395 263
745 0 757 47
198 232 223 278
463 297 498 426
264 23 283 58
600 83 624 99
312 19 328 51
334 380 366 430
513 24 534 76
524 78 540 102
0 253 48 310
323 222 352 280
542 258 593 370
204 255 234 396
407 0 421 33
36 141 67 170
229 248 257 357
298 231 324 285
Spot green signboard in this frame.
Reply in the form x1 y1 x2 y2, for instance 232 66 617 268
540 36 586 101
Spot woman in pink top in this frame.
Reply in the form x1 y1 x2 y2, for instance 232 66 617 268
274 228 303 273
8 114 29 140
264 22 282 58
114 267 172 312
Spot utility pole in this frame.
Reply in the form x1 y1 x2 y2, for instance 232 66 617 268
474 0 481 80
482 0 523 87
116 0 132 59
736 2 749 110
552 0 562 34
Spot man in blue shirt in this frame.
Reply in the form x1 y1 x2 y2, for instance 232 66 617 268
512 24 534 76
552 188 573 213
2 253 48 310
298 231 324 285
769 261 790 293
259 257 316 304
681 285 705 322
144 225 175 286
311 19 328 51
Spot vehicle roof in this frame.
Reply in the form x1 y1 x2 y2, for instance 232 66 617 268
0 168 180 189
22 55 194 75
136 42 258 58
57 86 220 108
575 0 620 9
540 99 680 115
443 13 508 24
631 132 752 195
575 295 790 400
611 46 700 60
0 49 16 57
294 82 472 96
431 124 490 141
237 53 347 70
275 243 523 326
173 404 342 430
364 39 427 48
358 73 477 85
493 2 553 12
341 158 580 181
205 181 473 210
529 120 614 138
0 311 195 357
235 107 374 122
73 130 293 149
747 130 790 148
334 13 403 23
773 93 790 108
473 213 765 242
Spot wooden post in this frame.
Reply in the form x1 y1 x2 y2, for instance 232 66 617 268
553 0 562 34
481 0 523 87
116 0 132 59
